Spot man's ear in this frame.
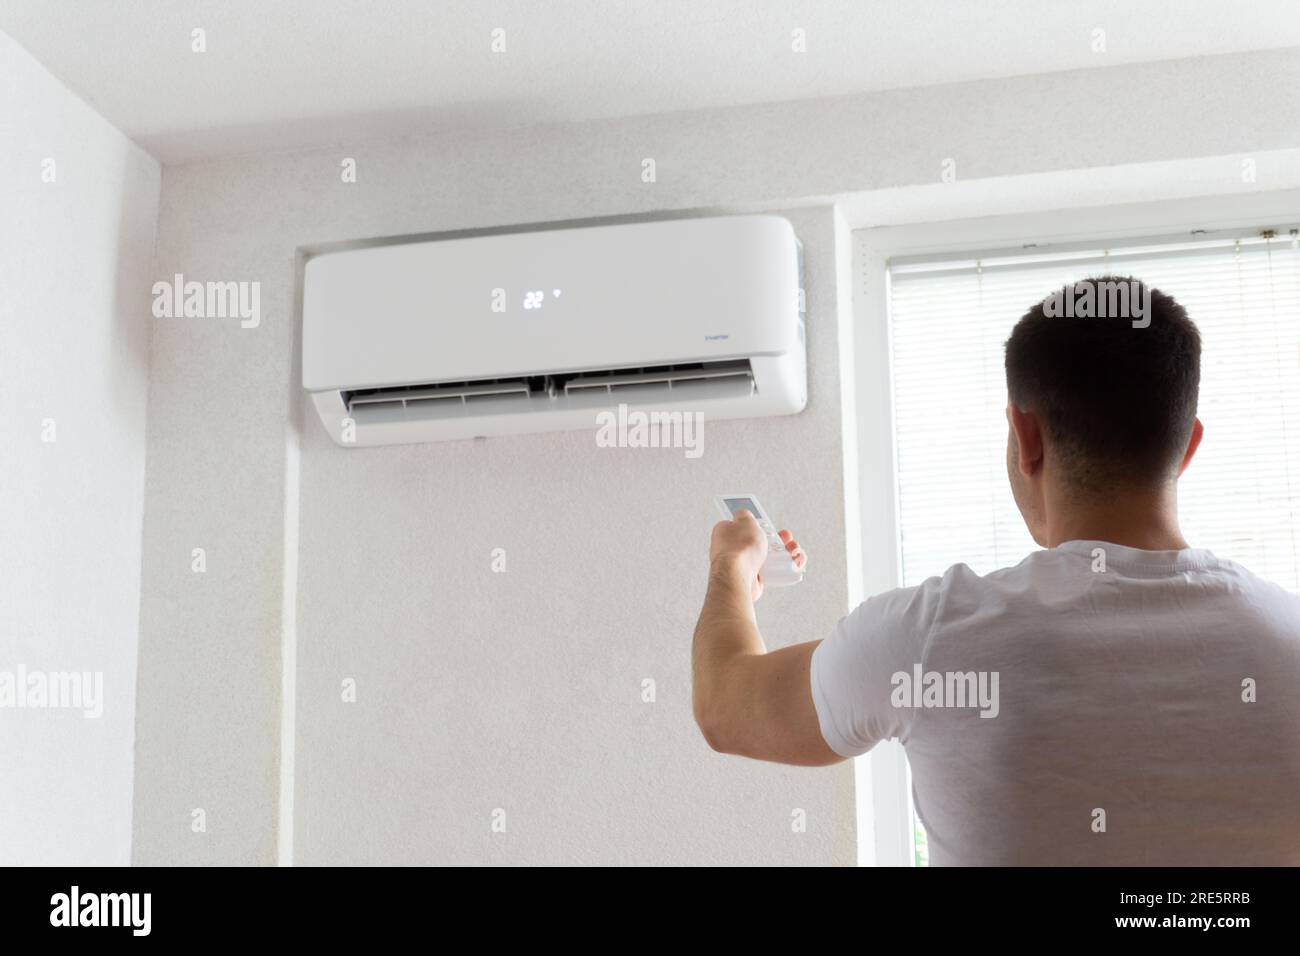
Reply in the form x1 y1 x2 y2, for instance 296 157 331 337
1007 402 1043 478
1177 417 1204 477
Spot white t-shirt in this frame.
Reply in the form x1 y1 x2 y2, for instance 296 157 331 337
810 539 1300 866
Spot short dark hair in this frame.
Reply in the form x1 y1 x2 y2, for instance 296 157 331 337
1004 275 1201 491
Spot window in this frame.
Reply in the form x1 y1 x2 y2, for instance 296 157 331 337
885 228 1300 865
889 229 1300 590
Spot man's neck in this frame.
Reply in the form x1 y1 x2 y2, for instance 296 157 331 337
1043 486 1189 551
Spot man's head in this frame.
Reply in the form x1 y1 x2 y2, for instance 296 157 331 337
1003 275 1203 545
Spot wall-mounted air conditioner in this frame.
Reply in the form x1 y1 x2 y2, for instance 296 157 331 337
301 214 806 446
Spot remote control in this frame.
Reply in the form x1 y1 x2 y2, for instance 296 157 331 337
714 494 804 587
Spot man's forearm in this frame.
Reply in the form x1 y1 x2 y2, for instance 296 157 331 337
691 557 765 737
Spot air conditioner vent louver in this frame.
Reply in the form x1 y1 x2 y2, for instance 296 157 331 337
343 360 755 414
344 377 542 412
561 359 754 395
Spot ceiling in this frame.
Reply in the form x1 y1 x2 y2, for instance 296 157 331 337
4 0 1300 163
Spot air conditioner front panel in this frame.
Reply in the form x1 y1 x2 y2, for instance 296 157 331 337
302 215 800 393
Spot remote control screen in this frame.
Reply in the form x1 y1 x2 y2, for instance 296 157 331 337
723 497 761 519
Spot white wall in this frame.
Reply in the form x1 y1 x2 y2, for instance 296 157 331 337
0 30 159 865
129 47 1300 865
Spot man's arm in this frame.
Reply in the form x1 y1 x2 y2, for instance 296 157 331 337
691 513 844 767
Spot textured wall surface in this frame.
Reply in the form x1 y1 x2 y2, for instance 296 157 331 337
0 30 160 865
130 48 1300 865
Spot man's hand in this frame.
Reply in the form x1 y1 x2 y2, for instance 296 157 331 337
708 510 808 602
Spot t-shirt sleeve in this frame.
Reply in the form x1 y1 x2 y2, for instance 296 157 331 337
809 577 945 758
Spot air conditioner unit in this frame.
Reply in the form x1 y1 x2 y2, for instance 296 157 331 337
301 214 806 447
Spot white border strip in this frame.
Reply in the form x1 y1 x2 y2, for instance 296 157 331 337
276 422 301 867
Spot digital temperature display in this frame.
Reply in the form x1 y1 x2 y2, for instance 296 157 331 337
523 289 563 310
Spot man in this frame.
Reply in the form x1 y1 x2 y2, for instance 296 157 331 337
692 276 1300 865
